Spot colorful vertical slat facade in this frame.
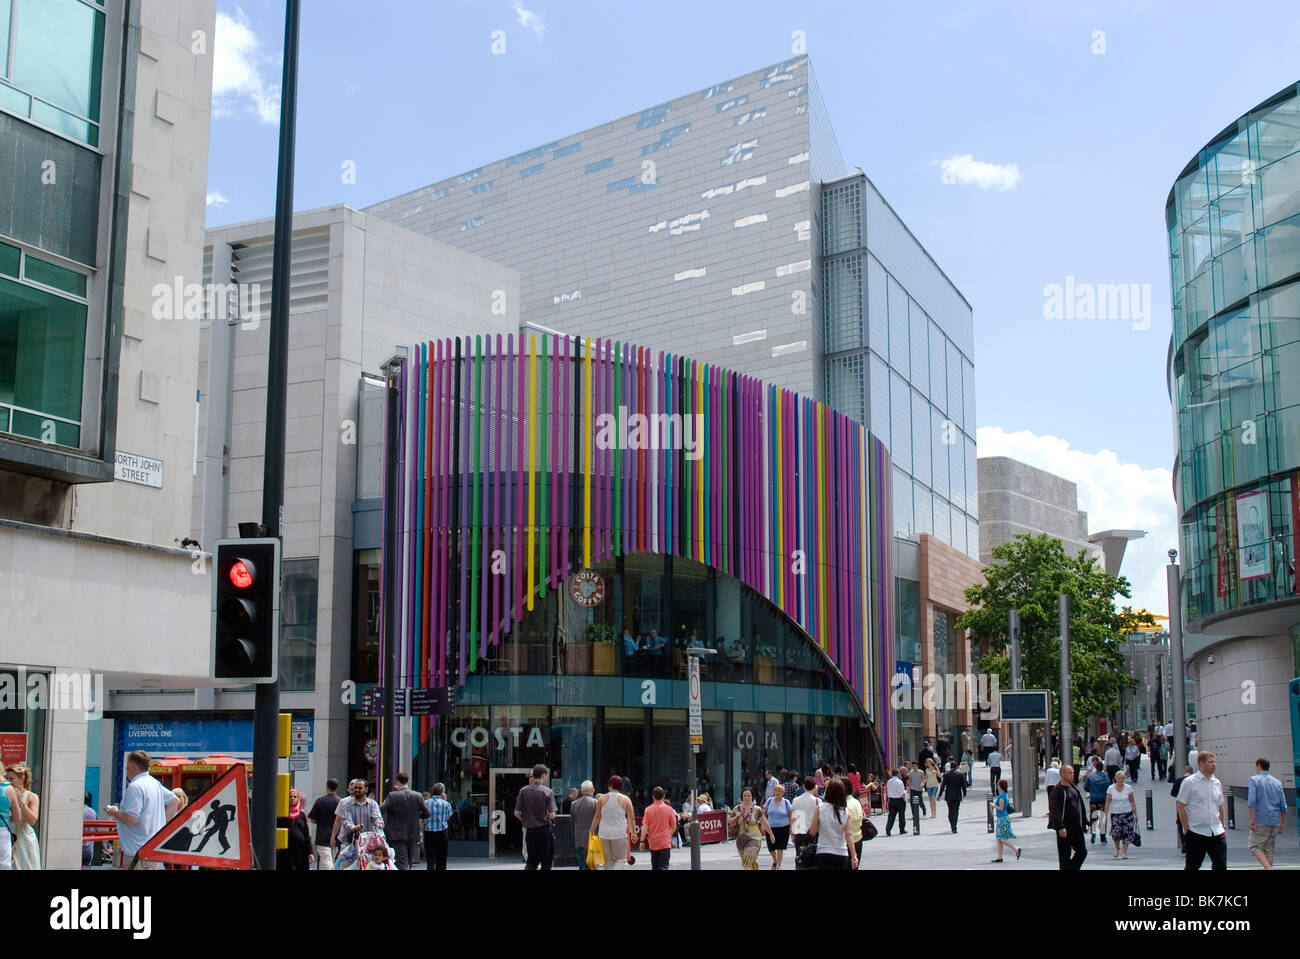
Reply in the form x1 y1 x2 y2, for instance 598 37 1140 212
381 336 897 762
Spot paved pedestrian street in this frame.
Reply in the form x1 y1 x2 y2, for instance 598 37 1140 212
428 761 1299 871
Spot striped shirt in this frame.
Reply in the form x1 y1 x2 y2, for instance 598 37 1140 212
425 796 453 831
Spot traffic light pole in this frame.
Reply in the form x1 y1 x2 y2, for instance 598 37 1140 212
253 0 300 871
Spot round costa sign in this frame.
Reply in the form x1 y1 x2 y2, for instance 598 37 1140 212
569 569 605 608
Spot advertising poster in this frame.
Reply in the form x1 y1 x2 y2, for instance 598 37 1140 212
1235 490 1270 581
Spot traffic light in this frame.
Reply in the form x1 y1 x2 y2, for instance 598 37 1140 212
211 538 281 683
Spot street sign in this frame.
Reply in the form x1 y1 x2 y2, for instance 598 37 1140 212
288 754 309 771
135 762 252 869
409 686 456 716
361 687 408 717
688 656 702 745
999 689 1052 722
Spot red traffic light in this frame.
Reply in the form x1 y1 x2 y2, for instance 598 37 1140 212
229 560 254 589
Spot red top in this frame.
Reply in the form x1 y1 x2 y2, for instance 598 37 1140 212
642 801 679 851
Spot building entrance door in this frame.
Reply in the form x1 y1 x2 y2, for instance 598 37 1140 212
488 768 531 858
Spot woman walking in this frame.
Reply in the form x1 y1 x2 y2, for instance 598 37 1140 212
991 778 1021 862
728 786 774 870
808 778 858 870
1124 737 1141 783
924 759 941 818
4 763 40 869
960 749 974 788
763 783 793 869
1104 769 1138 859
845 763 863 799
590 776 637 870
276 788 313 870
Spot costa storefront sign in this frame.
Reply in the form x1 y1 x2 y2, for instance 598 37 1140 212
697 810 728 844
569 569 605 608
451 725 546 750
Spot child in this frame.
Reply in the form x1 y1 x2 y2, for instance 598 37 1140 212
363 845 394 870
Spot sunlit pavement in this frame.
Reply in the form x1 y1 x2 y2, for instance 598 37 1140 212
425 760 1300 870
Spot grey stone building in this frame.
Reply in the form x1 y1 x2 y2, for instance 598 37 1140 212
977 456 1105 565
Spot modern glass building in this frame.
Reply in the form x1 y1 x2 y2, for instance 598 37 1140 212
1166 80 1300 793
369 334 895 854
366 57 978 560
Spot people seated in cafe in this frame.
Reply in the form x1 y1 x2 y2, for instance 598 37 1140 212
725 638 746 680
647 628 668 663
622 628 641 673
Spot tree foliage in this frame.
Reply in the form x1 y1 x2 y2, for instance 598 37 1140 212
955 534 1149 726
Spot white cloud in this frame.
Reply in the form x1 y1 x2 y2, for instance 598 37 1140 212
213 9 279 124
937 154 1022 191
976 426 1175 618
206 190 229 207
511 0 546 40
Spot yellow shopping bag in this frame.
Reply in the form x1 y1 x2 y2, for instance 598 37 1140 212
585 833 605 870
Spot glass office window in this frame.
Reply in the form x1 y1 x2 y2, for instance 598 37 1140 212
928 321 946 412
866 255 888 354
0 0 10 76
9 0 105 145
279 559 318 692
822 255 863 354
869 351 889 440
0 272 87 447
913 486 933 537
888 276 909 378
946 341 963 428
911 389 930 487
893 467 914 537
931 405 949 504
909 302 928 396
889 371 911 472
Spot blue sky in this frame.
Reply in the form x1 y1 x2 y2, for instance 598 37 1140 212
204 0 1300 615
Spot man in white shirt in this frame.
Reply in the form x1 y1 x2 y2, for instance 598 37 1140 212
1176 751 1227 871
986 748 1003 795
884 770 908 836
980 730 996 761
790 775 821 869
1104 741 1122 782
104 750 178 870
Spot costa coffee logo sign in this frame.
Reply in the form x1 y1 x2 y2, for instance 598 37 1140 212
569 569 605 608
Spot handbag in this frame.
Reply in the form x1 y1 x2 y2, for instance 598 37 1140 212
585 832 605 869
727 810 741 840
795 838 817 869
1132 829 1142 847
863 818 878 841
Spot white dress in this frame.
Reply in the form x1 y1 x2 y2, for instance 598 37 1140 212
11 795 40 870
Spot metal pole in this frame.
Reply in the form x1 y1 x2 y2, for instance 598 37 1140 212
1167 559 1188 782
253 0 300 871
1059 594 1073 773
1008 609 1030 816
380 358 402 801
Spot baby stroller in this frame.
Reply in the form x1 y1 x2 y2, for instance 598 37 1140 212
336 830 396 870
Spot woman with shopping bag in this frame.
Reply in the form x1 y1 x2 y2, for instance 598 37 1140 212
589 776 636 870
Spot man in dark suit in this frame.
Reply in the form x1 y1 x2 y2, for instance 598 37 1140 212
1047 765 1088 870
937 759 967 834
380 771 430 870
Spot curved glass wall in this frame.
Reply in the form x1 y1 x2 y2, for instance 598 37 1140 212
1168 83 1300 626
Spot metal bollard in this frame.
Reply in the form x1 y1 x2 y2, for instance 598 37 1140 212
987 798 994 833
1145 789 1153 830
1227 793 1235 829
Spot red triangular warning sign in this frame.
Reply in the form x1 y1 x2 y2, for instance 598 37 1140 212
136 762 252 869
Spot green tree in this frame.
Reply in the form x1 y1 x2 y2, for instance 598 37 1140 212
955 534 1149 727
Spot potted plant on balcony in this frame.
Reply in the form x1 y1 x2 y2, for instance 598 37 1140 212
754 641 777 684
588 623 616 675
